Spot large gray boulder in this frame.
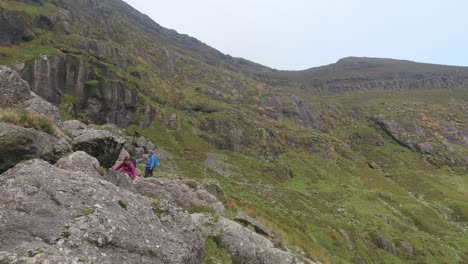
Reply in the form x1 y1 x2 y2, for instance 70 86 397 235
72 129 125 168
103 170 136 192
0 65 62 125
192 215 315 264
0 65 32 106
21 93 62 125
136 179 225 214
0 159 205 263
55 151 101 178
0 122 72 173
62 119 87 132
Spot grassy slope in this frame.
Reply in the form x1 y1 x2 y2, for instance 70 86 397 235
140 88 468 264
1 1 467 263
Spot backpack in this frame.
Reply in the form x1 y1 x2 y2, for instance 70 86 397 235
152 155 159 167
130 156 137 168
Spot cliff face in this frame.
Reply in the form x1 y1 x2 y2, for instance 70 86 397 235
21 54 139 126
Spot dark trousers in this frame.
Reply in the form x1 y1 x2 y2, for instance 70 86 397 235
144 167 154 177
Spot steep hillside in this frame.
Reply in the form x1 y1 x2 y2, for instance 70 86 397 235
0 0 467 263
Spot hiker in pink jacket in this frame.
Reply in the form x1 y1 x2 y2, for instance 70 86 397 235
114 157 137 180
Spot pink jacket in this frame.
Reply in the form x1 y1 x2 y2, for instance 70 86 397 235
114 162 136 180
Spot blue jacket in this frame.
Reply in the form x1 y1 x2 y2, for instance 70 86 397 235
145 154 158 168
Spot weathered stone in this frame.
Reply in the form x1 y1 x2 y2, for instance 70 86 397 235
136 136 148 148
21 93 62 125
235 212 278 240
373 235 397 255
339 228 354 250
192 214 316 264
21 54 138 126
146 141 156 151
0 65 33 106
102 123 125 135
399 241 414 257
55 151 101 178
0 12 31 46
72 129 125 168
103 170 136 192
118 148 131 161
367 162 379 170
0 159 205 264
134 147 145 159
136 178 225 214
200 181 225 201
62 120 87 131
0 122 72 173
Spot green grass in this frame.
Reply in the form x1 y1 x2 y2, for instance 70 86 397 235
0 34 59 65
0 107 58 135
202 237 233 264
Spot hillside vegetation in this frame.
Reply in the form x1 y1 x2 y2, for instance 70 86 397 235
0 0 467 263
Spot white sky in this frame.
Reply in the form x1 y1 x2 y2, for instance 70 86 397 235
124 0 468 70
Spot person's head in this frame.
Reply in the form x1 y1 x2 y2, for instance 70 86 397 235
124 157 131 165
148 150 153 155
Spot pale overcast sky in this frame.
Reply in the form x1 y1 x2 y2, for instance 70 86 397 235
124 0 468 70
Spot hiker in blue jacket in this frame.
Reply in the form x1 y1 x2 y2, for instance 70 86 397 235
144 150 158 177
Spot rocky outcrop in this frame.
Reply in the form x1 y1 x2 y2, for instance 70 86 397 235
103 170 136 192
62 119 87 132
200 181 225 201
192 214 316 264
399 241 414 258
376 118 467 167
373 235 397 256
0 65 62 124
55 151 101 178
260 95 322 130
0 11 34 46
72 129 125 168
0 65 32 105
235 212 278 241
21 55 139 126
0 122 72 173
21 93 62 125
136 178 225 214
0 159 205 264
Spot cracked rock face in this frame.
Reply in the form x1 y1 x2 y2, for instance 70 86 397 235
0 159 205 264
